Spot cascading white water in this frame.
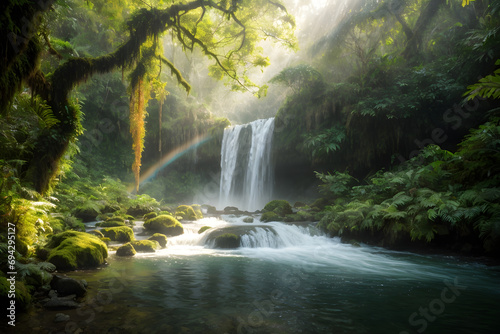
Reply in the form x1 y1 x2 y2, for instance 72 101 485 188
219 118 275 211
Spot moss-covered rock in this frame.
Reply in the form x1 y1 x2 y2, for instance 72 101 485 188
101 226 135 242
175 205 199 220
198 226 211 234
143 212 158 220
158 210 172 216
127 205 153 218
144 215 184 236
88 230 104 238
261 211 281 222
45 231 108 271
98 220 126 227
214 233 240 249
106 217 125 223
73 207 100 222
100 237 111 244
130 240 160 253
311 198 329 210
263 200 293 216
148 233 167 248
0 277 31 311
294 201 307 208
191 204 204 219
116 243 136 257
243 217 254 223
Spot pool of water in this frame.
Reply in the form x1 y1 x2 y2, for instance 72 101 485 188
14 217 500 334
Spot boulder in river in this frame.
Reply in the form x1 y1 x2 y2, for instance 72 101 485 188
143 215 184 236
148 233 168 248
116 243 136 257
101 226 135 242
130 240 160 253
45 231 108 271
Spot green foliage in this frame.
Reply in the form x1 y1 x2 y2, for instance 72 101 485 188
0 277 31 311
303 126 346 159
465 60 500 100
316 171 357 198
269 64 324 94
317 116 500 254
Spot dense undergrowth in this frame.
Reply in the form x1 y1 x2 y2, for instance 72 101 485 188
316 114 500 256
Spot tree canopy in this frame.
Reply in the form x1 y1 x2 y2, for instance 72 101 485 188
1 0 297 193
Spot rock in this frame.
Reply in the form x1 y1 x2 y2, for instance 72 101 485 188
143 215 184 236
101 226 135 242
201 204 217 214
224 206 240 214
148 233 168 248
44 297 81 309
294 202 307 208
263 200 293 216
198 226 211 234
243 217 254 223
54 313 70 322
175 205 201 220
73 207 100 222
89 229 104 238
98 220 126 227
51 275 87 297
130 240 160 253
143 212 158 220
214 233 240 249
46 231 108 271
116 243 136 257
127 205 152 218
260 211 280 222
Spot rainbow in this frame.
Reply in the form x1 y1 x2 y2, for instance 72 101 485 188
129 133 212 192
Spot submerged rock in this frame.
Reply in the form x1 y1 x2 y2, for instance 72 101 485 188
54 313 70 322
243 217 254 223
51 274 87 297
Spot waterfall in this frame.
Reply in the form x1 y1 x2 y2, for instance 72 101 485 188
219 118 275 211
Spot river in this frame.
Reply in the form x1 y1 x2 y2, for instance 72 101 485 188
15 216 500 334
